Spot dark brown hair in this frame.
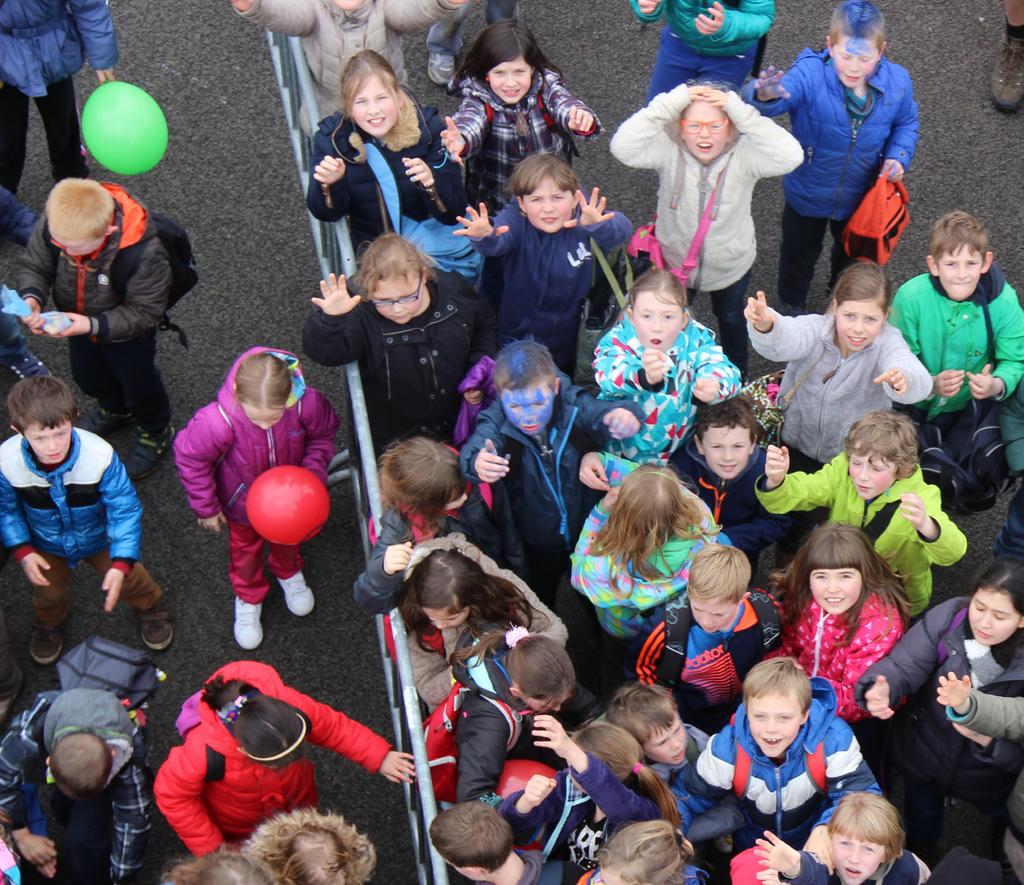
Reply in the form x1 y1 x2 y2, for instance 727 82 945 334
7 376 78 430
49 732 112 800
454 20 558 84
398 548 536 651
831 260 893 311
429 802 514 872
694 396 761 444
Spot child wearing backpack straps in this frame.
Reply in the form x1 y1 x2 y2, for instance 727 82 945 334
173 347 340 650
14 179 184 479
770 523 910 776
154 661 414 857
354 436 526 615
498 720 679 875
584 819 703 885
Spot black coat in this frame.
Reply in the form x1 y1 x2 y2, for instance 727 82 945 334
857 597 1024 805
305 102 467 252
302 271 497 452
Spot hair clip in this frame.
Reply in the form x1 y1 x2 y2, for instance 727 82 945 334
218 692 254 727
505 626 531 648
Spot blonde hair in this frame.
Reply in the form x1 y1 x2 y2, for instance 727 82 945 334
928 210 990 260
844 409 919 479
597 820 694 885
508 153 579 198
831 260 892 312
828 793 905 862
687 544 750 603
628 268 688 311
606 682 678 746
46 179 115 240
233 351 292 410
742 657 812 713
593 466 713 594
163 850 275 885
353 233 434 297
247 809 376 885
573 722 680 827
378 437 465 532
340 49 402 115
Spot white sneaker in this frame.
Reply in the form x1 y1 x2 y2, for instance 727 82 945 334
278 571 315 616
233 598 263 649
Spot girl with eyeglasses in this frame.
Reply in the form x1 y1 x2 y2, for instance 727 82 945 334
610 81 803 375
303 233 497 452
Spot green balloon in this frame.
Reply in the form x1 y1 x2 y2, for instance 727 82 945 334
82 82 168 176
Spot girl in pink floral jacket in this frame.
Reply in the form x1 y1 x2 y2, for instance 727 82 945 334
770 523 910 776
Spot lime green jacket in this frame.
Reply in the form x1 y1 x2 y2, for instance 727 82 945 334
756 454 967 614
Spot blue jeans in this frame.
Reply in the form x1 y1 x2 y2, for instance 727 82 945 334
994 483 1024 559
0 311 28 363
426 0 518 57
689 269 751 375
646 27 757 101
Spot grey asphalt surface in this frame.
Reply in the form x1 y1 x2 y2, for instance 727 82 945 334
0 0 1022 881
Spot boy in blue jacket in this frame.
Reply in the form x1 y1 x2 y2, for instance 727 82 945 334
0 376 172 665
675 657 880 858
742 0 918 315
461 340 642 608
671 397 789 567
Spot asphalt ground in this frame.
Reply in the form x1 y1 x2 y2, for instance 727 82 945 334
0 0 1022 881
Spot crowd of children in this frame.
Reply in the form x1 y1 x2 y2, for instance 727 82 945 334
3 0 1024 881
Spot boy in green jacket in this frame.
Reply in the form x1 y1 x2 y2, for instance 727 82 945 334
757 410 966 615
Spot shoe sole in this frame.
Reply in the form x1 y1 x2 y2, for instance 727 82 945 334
30 646 62 666
992 96 1023 112
141 632 174 651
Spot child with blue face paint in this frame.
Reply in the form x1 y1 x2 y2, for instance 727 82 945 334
460 341 643 609
741 0 919 315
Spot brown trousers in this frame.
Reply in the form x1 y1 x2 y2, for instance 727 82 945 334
31 548 162 627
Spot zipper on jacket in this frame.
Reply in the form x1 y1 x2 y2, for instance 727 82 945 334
806 145 814 166
226 483 247 510
76 258 88 314
829 126 859 219
267 428 277 468
812 609 826 677
813 353 845 452
774 766 784 837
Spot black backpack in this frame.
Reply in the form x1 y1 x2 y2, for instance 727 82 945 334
56 636 163 714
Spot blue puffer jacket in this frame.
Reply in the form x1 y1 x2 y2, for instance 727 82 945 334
0 186 37 246
741 48 918 220
0 0 118 98
676 678 880 850
0 429 142 564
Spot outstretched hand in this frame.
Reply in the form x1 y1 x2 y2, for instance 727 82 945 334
873 367 908 396
864 675 894 720
763 444 789 490
440 116 466 164
564 188 614 228
567 106 596 133
454 203 508 239
312 273 361 316
313 155 346 187
744 291 775 333
937 671 973 714
754 65 790 101
754 830 802 878
579 451 610 491
379 750 416 783
603 408 640 440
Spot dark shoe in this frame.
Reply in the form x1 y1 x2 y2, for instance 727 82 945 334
992 35 1024 111
778 301 806 317
138 604 174 650
125 426 174 480
77 405 133 436
30 624 62 665
2 349 49 379
0 666 23 729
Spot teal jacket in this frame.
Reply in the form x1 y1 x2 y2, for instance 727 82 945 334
630 0 774 57
891 264 1024 419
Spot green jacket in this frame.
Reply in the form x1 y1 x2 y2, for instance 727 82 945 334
890 266 1024 419
954 691 1024 833
756 453 967 614
629 0 774 57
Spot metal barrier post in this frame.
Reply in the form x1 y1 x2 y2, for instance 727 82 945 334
263 31 449 885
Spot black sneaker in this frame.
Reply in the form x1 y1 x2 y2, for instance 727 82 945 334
77 406 133 436
2 350 50 379
30 624 62 665
125 426 174 480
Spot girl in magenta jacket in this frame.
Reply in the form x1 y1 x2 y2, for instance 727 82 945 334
769 523 909 777
173 347 340 650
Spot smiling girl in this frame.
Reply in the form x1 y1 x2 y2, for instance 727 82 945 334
858 559 1024 861
594 268 741 463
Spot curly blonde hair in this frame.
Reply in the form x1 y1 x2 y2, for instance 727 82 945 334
246 809 377 885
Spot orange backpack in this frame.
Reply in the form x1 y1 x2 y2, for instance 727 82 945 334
842 177 910 265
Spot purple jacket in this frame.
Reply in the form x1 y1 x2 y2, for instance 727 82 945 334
173 347 340 525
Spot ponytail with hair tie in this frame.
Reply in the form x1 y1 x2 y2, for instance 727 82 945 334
505 626 530 648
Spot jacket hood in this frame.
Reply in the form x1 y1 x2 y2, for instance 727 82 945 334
99 183 147 250
42 688 135 753
734 676 837 761
450 631 517 707
453 70 544 112
928 261 1007 308
216 346 307 418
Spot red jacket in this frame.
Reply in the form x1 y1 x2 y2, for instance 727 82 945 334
154 661 391 855
771 595 905 723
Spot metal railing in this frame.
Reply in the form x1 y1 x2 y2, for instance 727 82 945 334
264 31 449 885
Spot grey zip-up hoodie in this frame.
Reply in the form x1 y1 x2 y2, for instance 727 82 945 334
748 312 932 463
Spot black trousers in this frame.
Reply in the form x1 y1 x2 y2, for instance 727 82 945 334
51 789 114 885
68 332 171 434
777 201 851 311
0 77 88 195
522 543 570 612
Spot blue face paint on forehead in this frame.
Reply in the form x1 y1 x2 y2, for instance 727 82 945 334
500 384 556 434
842 36 873 56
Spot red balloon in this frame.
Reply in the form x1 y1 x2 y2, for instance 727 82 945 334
246 466 330 544
496 759 557 797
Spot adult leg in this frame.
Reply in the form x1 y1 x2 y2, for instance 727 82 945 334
992 0 1024 111
646 28 704 102
0 86 31 195
692 42 759 92
776 202 830 315
522 543 570 611
703 269 752 375
827 216 852 291
426 4 474 84
33 77 89 184
994 484 1024 559
52 790 113 885
902 778 946 846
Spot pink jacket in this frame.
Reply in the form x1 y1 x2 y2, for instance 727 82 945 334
772 594 905 723
173 347 340 525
